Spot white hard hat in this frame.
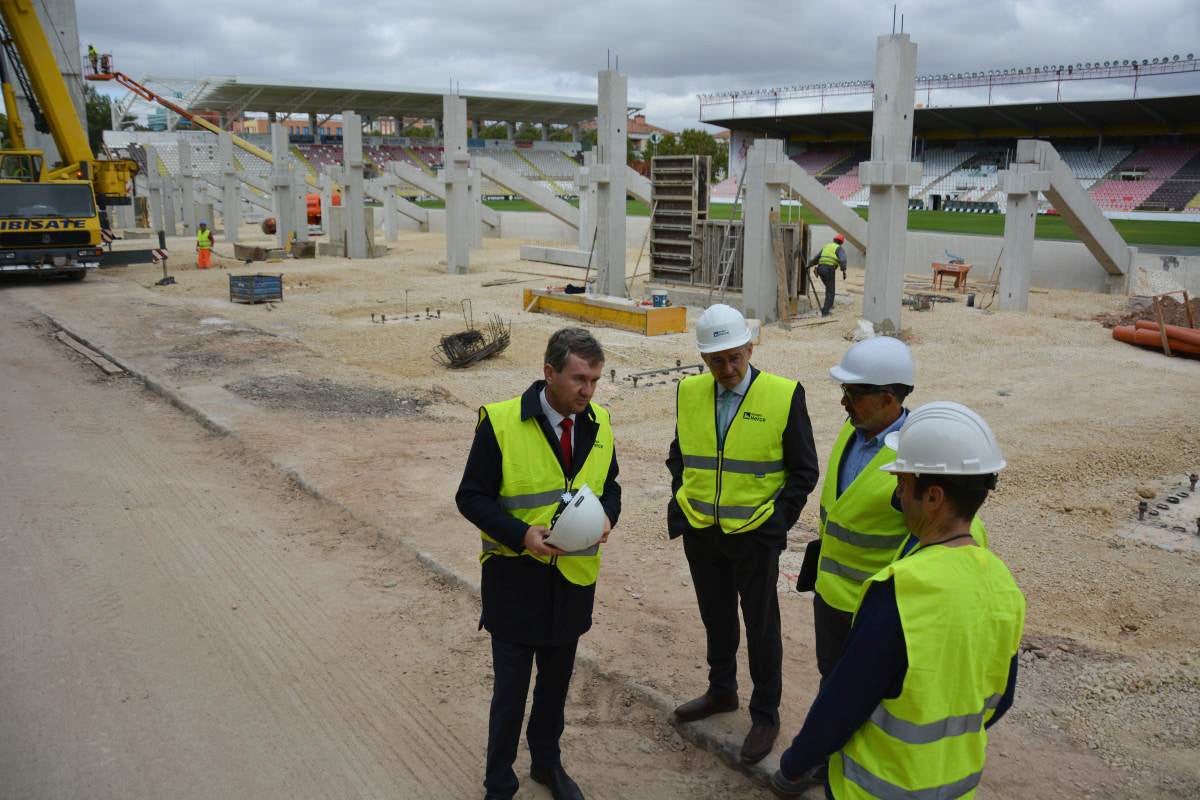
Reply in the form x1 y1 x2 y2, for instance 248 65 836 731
829 336 914 386
880 401 1005 476
696 304 751 354
545 485 606 552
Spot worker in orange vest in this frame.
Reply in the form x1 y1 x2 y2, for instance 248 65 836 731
196 222 213 269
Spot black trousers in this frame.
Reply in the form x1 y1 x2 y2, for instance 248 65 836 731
812 591 854 680
815 264 837 315
682 533 782 724
485 636 578 798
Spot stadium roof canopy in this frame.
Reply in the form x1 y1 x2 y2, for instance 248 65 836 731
703 94 1200 141
190 77 637 124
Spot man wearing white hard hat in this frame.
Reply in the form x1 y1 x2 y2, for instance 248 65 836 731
805 338 987 684
456 327 621 800
773 402 1025 799
667 303 819 765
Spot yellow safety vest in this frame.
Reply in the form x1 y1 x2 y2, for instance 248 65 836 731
816 421 988 613
478 396 613 587
196 229 212 249
818 241 841 266
675 370 795 534
828 545 1025 800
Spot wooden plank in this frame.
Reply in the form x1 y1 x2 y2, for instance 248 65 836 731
55 332 124 375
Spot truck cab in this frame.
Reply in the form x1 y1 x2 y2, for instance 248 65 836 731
0 175 104 279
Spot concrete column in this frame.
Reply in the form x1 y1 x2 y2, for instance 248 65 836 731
467 158 483 247
162 177 179 237
268 111 277 123
540 122 549 141
383 184 399 242
859 33 923 335
270 123 297 247
741 139 785 321
319 170 335 234
177 140 198 235
571 124 581 143
308 112 318 138
593 70 628 297
293 167 310 242
504 121 514 140
342 110 368 258
219 132 240 243
997 165 1050 310
470 119 480 138
443 94 471 274
577 150 597 250
145 144 168 234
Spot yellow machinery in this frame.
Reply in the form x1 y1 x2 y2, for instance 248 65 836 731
0 0 137 278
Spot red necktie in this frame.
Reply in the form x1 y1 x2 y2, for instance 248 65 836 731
559 417 573 472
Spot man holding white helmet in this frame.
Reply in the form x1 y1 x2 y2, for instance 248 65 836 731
807 338 987 683
456 327 621 800
667 304 819 765
772 402 1024 799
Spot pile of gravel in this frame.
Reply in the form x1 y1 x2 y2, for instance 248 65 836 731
225 375 431 418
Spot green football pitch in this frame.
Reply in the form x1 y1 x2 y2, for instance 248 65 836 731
412 199 1200 248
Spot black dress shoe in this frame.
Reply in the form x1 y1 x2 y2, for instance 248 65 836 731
770 765 822 797
740 718 780 764
673 689 739 723
530 764 584 800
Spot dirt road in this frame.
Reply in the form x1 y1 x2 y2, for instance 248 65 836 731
0 295 761 799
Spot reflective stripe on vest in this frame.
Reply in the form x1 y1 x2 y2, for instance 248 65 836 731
674 371 795 534
197 229 212 249
815 421 989 612
829 546 1026 800
478 395 613 587
818 241 841 266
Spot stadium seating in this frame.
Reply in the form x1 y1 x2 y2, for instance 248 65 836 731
1088 145 1198 211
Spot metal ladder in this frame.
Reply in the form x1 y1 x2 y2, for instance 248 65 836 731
711 161 749 302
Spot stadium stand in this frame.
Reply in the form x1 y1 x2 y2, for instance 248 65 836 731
1088 145 1198 211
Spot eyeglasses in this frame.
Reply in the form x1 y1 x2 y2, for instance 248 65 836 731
841 384 888 402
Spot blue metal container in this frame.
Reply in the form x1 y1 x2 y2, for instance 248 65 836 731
229 273 283 304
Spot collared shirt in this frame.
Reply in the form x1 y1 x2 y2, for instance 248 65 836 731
716 369 753 446
540 388 576 451
837 409 907 496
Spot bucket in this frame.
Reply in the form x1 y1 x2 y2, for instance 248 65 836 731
651 289 669 308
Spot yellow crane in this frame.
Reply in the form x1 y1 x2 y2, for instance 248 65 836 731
1 0 137 279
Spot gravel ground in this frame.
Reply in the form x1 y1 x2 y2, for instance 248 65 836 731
225 375 434 417
107 227 1200 795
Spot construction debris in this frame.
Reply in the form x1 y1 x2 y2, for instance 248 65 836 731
433 301 511 368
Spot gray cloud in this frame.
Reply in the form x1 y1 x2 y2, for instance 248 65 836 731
81 0 1200 131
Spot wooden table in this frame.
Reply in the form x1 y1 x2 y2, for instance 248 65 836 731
931 262 972 293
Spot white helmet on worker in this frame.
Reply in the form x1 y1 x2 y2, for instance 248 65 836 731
546 485 606 552
829 336 914 387
696 304 751 354
880 401 1005 476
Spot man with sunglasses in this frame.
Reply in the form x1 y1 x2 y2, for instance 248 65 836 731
808 336 917 682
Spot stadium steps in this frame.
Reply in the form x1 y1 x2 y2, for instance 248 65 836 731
816 152 858 186
515 150 566 194
404 146 438 177
915 153 975 200
290 145 318 179
919 153 992 200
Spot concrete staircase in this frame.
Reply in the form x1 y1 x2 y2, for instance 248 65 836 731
290 145 318 179
404 146 437 177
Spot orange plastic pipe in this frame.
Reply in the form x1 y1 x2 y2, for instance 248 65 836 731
1132 319 1200 346
1112 325 1200 355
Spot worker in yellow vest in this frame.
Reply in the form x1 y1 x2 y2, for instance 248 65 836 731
195 222 213 269
773 401 1025 799
87 44 99 74
668 304 819 765
801 337 988 683
807 234 847 316
456 327 620 800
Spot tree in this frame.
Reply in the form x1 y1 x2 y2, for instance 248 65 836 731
84 83 111 153
514 122 541 141
403 124 435 138
480 122 509 140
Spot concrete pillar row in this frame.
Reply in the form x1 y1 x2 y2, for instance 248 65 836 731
270 123 297 248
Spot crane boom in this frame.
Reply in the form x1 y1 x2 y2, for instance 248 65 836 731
92 70 319 188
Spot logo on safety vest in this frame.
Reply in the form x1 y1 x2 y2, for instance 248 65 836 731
741 411 766 423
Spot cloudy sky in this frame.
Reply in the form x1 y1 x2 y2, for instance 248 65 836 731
79 0 1200 131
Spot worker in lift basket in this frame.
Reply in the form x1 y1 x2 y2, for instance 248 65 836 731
195 222 213 269
87 44 98 74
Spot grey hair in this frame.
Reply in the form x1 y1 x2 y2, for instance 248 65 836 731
544 327 605 371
